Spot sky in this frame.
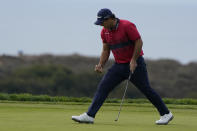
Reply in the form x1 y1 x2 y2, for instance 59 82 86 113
0 0 197 64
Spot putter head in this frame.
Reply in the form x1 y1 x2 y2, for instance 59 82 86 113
114 118 118 121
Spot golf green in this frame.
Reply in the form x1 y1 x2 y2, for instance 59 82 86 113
0 102 196 131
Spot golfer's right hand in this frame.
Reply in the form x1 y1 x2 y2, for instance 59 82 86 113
95 64 103 73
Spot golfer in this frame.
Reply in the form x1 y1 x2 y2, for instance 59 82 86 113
72 8 173 125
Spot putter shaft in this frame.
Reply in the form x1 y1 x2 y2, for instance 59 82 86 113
115 73 132 121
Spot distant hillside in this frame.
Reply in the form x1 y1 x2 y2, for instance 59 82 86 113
0 54 197 98
0 54 113 73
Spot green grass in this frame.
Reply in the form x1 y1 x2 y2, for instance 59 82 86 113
1 93 197 105
0 102 197 131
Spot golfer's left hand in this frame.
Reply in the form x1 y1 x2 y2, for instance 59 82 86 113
130 60 137 73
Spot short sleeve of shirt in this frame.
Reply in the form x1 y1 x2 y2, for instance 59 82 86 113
125 22 141 41
101 28 107 43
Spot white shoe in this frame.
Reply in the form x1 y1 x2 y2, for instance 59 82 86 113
72 113 94 124
156 112 174 125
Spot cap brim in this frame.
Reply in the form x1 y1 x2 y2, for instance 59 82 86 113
94 20 103 25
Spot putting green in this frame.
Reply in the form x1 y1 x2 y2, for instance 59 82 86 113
0 102 196 131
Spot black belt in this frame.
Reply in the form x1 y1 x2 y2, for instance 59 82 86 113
108 40 134 50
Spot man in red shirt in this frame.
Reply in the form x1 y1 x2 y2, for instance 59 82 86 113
72 8 173 125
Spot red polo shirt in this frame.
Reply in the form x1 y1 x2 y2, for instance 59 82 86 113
101 19 144 63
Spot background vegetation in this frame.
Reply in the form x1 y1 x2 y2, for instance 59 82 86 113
1 93 197 105
0 54 197 99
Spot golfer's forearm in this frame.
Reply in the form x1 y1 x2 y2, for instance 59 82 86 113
131 38 143 61
99 50 110 67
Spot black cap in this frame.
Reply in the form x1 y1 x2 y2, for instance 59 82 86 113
94 8 113 25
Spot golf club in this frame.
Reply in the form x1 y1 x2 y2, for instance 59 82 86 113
115 72 132 122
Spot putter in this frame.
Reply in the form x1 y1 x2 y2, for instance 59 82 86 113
115 72 132 122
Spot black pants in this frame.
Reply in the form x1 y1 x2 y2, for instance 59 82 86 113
87 56 169 117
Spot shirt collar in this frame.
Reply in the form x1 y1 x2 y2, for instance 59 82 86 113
115 18 120 30
109 18 119 31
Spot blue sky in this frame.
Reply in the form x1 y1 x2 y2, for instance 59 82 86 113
0 0 197 64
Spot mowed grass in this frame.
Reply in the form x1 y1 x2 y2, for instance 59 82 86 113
0 102 197 131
